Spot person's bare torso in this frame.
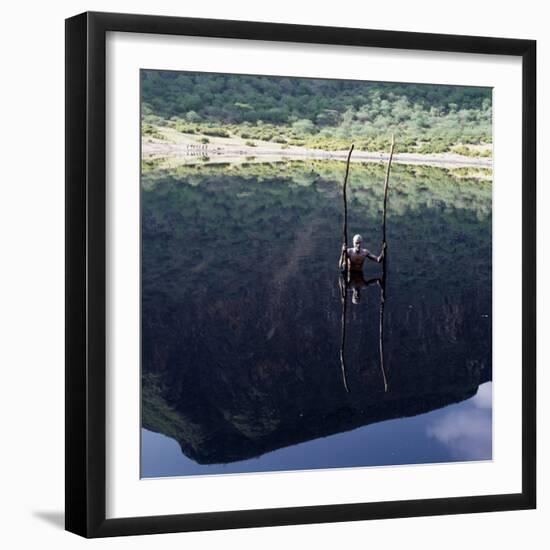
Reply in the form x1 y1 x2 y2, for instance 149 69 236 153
346 248 369 271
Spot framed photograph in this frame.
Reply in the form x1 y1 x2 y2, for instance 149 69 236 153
65 11 536 538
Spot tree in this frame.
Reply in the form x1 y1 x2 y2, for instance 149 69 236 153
292 119 316 135
185 111 201 123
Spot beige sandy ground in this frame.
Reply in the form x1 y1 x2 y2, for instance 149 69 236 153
142 127 493 171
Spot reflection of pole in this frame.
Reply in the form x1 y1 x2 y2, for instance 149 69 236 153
382 135 395 245
339 273 387 394
342 144 354 269
378 274 388 393
378 135 394 392
339 275 350 393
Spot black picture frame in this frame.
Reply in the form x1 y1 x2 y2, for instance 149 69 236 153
65 11 536 538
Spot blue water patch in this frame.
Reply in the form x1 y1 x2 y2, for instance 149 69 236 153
141 382 492 478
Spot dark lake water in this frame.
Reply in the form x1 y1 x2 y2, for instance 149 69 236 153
140 160 492 478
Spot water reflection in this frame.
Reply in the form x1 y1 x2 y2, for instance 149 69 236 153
339 270 387 393
140 161 492 476
141 383 493 478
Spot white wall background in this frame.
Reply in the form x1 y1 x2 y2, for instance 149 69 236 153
0 1 546 547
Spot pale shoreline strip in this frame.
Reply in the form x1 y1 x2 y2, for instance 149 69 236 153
142 140 492 170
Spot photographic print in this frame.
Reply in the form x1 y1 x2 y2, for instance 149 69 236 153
140 70 493 479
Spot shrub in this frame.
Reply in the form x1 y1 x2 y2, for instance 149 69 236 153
203 128 230 137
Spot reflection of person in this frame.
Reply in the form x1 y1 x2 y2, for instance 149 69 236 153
338 252 388 392
339 270 383 305
339 234 385 272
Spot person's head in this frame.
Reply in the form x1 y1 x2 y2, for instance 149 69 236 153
352 234 363 252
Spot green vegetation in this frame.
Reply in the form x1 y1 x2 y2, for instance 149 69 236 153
142 373 206 447
142 122 165 140
452 145 492 157
141 71 492 154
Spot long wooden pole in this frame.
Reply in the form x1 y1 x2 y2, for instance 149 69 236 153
337 144 354 393
342 144 354 267
382 135 395 244
379 135 394 392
